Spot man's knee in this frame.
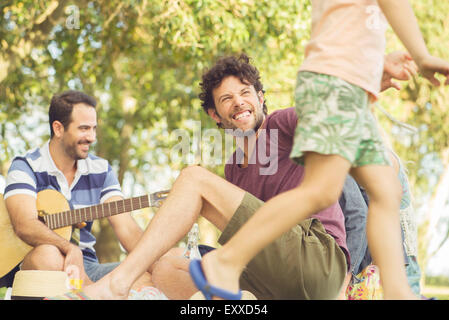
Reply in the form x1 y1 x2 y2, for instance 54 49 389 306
23 244 64 271
152 256 187 286
151 255 195 299
178 165 210 184
176 165 226 196
163 247 185 258
151 259 171 284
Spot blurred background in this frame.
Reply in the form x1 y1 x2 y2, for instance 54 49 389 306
1 0 448 298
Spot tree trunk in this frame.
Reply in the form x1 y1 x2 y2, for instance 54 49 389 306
91 102 134 264
418 148 449 287
93 218 122 263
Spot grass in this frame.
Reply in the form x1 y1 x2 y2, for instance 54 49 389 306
0 287 7 300
421 285 449 300
2 285 448 300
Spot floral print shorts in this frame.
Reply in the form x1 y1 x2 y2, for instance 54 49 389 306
290 71 390 167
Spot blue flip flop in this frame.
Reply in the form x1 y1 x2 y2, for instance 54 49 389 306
189 259 242 300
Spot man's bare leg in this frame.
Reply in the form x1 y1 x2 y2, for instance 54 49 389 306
84 165 245 299
21 244 94 285
21 244 65 271
151 249 196 299
129 248 191 294
129 272 155 290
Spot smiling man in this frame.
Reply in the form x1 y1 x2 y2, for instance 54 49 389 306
82 52 414 300
82 55 354 300
0 91 145 288
207 75 265 132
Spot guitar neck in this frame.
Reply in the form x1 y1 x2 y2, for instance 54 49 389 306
44 195 150 230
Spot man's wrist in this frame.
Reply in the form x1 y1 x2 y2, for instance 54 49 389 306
60 241 78 255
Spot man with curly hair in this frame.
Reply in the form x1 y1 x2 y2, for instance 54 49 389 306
84 52 416 300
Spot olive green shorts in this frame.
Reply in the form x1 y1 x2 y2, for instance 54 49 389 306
218 192 347 300
290 71 391 167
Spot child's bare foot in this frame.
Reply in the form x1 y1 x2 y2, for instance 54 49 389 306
196 249 242 300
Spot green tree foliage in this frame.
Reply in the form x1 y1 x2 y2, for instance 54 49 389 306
377 0 449 279
0 0 310 176
0 0 311 261
425 275 449 287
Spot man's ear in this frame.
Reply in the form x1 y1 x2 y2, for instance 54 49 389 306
52 120 64 138
257 91 264 104
207 108 221 125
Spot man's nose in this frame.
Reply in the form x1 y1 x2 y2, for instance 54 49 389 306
233 95 245 107
86 129 96 142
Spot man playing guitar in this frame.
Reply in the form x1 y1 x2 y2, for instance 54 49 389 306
0 90 147 288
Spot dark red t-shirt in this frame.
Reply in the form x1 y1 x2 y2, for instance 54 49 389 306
225 107 349 262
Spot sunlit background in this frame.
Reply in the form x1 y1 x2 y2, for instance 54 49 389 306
1 0 449 298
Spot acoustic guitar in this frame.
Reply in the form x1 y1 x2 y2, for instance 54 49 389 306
0 189 169 278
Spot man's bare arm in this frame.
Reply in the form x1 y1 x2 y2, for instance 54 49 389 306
6 194 74 255
106 195 144 253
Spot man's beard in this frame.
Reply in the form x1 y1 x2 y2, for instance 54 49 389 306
219 108 265 134
227 114 264 138
63 139 90 161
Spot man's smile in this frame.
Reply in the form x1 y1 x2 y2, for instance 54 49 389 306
232 110 252 121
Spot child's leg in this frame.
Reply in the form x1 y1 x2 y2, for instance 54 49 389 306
350 165 417 299
200 152 351 297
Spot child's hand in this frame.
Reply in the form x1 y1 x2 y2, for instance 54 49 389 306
385 51 418 80
381 51 417 91
417 55 449 86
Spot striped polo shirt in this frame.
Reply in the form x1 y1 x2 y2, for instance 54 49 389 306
4 140 123 262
